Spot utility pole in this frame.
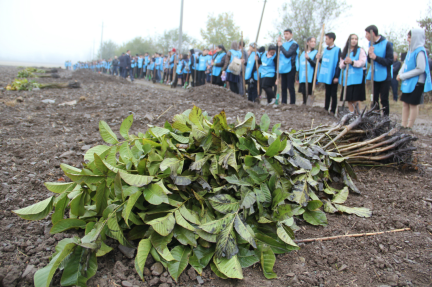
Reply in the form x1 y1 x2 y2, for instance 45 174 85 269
92 38 95 60
255 0 267 43
179 0 184 53
100 22 104 59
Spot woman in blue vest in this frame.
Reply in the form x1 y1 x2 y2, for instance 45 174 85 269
338 34 367 112
317 32 341 114
211 45 227 86
222 41 243 94
257 44 278 104
196 48 210 87
397 28 432 129
298 37 317 105
172 54 185 88
245 43 260 102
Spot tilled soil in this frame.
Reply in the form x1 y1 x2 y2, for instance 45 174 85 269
0 66 431 287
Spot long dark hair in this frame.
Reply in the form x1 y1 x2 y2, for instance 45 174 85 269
342 34 359 59
218 44 226 53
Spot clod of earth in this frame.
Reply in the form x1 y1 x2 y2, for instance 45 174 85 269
12 105 417 286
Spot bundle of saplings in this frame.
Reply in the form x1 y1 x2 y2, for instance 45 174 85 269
24 67 59 73
14 106 374 286
6 79 80 91
17 70 60 79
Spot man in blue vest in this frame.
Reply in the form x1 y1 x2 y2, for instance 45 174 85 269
277 28 299 105
365 25 394 116
317 32 341 115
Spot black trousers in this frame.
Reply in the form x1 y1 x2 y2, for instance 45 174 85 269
172 74 184 88
197 71 206 86
247 80 258 102
373 80 390 116
229 81 239 94
260 77 275 103
300 82 313 105
391 78 399 101
212 74 223 86
280 69 296 104
324 83 338 113
113 66 119 76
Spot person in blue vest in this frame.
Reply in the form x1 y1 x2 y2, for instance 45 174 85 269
144 53 149 79
137 54 144 79
257 44 278 104
365 25 394 116
172 54 185 88
196 48 209 86
147 56 155 81
182 54 191 88
168 49 176 84
317 32 341 115
211 45 227 86
222 41 243 94
130 56 136 82
298 37 318 105
107 58 112 75
189 49 198 87
277 28 299 105
338 34 367 112
245 42 260 102
206 46 214 84
397 28 432 129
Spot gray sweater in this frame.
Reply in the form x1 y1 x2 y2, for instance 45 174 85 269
399 28 427 83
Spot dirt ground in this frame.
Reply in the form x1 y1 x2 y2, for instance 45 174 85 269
0 66 431 287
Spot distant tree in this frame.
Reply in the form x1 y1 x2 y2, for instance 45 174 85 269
270 0 351 52
155 29 197 54
200 13 242 50
116 37 156 56
382 26 410 58
417 1 432 54
97 40 118 59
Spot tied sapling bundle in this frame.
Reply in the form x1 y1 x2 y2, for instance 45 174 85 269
6 79 80 91
13 106 371 286
23 67 59 73
17 70 60 79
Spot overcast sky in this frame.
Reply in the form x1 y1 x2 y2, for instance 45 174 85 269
0 0 429 66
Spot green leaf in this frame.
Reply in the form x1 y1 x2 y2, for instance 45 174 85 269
265 138 281 157
234 215 256 248
135 238 152 281
151 232 175 261
147 213 175 236
60 246 97 286
150 127 171 138
143 184 169 205
174 210 195 231
167 245 192 282
120 172 153 187
209 194 240 214
200 213 235 234
334 204 372 217
84 145 111 162
342 169 361 194
107 217 131 247
289 182 309 206
237 246 259 268
120 114 133 140
323 200 338 213
210 262 228 279
303 209 328 226
276 224 298 247
34 239 77 287
258 245 277 279
52 193 68 225
173 225 197 247
307 200 323 211
189 245 215 274
260 114 270 132
215 216 237 259
124 191 142 226
332 186 349 204
96 242 113 257
13 196 54 221
95 182 109 215
234 116 254 136
99 120 119 144
213 255 243 279
70 191 87 217
170 132 189 143
50 219 86 234
224 174 252 186
44 182 75 194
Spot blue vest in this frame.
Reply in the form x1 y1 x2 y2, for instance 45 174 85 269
227 49 242 73
279 40 299 74
212 52 226 76
144 56 149 66
176 60 184 75
401 47 432 93
366 39 389 82
299 50 318 83
148 62 154 70
131 60 136 68
138 58 143 68
245 51 258 81
159 58 164 70
198 54 208 71
259 52 277 78
317 46 340 85
170 55 175 68
339 49 364 86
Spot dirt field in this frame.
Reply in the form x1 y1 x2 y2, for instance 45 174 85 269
0 66 431 287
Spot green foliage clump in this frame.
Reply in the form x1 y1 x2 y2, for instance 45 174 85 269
13 106 370 286
6 78 41 91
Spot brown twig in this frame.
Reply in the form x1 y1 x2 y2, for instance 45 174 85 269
294 228 410 243
156 105 174 120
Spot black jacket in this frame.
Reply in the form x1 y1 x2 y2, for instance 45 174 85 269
119 56 126 68
367 36 394 81
112 59 119 66
392 60 401 80
125 54 131 68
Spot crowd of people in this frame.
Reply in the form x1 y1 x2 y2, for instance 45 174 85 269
68 24 432 129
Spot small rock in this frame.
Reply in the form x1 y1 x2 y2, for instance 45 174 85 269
59 100 77 106
81 144 92 151
149 277 160 286
121 281 133 287
59 150 74 158
143 113 154 121
162 271 168 277
16 96 24 102
2 267 21 286
113 261 128 280
159 284 169 287
143 267 151 276
21 265 36 278
187 267 197 281
78 96 86 102
151 262 164 276
338 264 348 271
386 274 398 286
84 113 91 119
118 244 135 259
286 273 295 277
197 275 204 284
42 99 55 104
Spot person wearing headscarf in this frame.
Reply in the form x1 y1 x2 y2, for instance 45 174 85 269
257 44 278 104
397 28 432 129
222 41 243 94
245 42 260 102
238 40 249 96
298 37 318 105
211 45 227 86
339 34 367 112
